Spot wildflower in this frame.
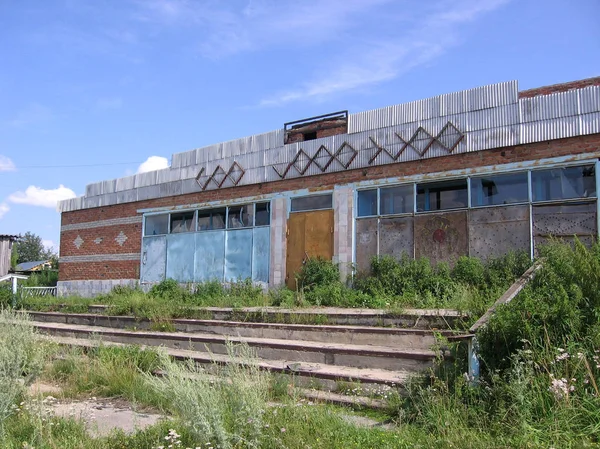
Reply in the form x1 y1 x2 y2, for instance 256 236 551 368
281 428 286 432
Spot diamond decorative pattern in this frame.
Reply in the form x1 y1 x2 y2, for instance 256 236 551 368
313 145 334 172
333 142 358 169
292 149 312 175
115 231 128 247
369 121 464 164
195 162 246 191
73 235 84 249
94 237 103 245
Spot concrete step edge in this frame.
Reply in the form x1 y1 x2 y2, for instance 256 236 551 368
32 321 439 359
41 335 414 386
24 311 455 336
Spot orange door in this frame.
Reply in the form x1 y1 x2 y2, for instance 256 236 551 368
285 209 334 289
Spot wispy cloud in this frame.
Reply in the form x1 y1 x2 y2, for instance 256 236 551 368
259 0 511 106
0 203 9 220
0 156 16 172
6 103 54 128
137 156 169 173
96 97 124 110
132 0 394 58
8 185 77 209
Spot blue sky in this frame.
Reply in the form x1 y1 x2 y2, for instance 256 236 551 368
0 0 599 254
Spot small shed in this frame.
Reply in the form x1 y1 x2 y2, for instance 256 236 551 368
0 235 19 277
15 260 52 272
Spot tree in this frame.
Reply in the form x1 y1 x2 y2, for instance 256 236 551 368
13 232 56 264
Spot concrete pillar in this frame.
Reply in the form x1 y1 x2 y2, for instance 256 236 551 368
269 197 288 287
333 187 354 281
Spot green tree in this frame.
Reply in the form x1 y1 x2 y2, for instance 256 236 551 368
13 232 56 264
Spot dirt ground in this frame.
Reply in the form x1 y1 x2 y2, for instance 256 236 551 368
27 381 164 438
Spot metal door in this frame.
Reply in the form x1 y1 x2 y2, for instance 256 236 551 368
285 209 334 289
141 236 167 283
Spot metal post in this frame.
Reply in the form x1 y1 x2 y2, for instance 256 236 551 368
468 336 480 383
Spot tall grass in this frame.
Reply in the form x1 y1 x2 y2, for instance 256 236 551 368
0 309 45 433
144 342 270 449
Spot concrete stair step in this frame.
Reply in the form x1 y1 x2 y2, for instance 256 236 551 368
33 321 435 372
35 305 465 329
42 335 413 390
26 311 450 350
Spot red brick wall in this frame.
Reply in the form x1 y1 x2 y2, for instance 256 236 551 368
59 133 600 281
519 76 600 98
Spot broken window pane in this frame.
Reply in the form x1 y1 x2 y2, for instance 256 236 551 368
532 165 596 202
291 194 332 212
170 211 196 233
416 179 468 212
254 202 270 226
380 185 413 215
197 208 226 231
471 173 529 207
357 189 377 217
227 204 252 228
144 214 169 236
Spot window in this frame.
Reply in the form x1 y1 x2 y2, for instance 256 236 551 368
357 190 377 217
471 173 529 207
291 194 332 212
197 208 226 231
380 185 413 215
170 211 196 233
144 214 168 236
254 202 270 226
532 165 596 202
417 179 468 212
227 204 252 228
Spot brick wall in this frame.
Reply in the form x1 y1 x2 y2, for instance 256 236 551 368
59 133 600 281
519 76 600 98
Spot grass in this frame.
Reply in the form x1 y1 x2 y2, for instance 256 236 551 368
4 241 600 447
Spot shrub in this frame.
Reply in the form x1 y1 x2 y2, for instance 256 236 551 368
296 257 340 292
0 309 45 432
145 343 269 449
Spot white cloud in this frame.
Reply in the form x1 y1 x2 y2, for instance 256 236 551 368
137 156 169 173
0 203 9 219
0 156 16 171
8 185 77 209
258 0 511 106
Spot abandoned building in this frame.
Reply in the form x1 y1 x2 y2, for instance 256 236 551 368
57 77 600 297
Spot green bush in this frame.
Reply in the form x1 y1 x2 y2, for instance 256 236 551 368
296 257 340 292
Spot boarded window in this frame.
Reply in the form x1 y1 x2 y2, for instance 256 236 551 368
417 179 468 212
357 189 377 217
291 194 332 212
170 211 196 233
380 185 413 215
532 165 596 202
197 208 226 231
254 202 270 226
471 173 529 207
145 214 169 236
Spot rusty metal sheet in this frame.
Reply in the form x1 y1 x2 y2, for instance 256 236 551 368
141 236 166 283
415 211 468 265
469 205 530 260
195 231 225 282
533 202 597 250
252 227 270 283
379 216 414 260
224 229 253 281
166 233 196 282
355 218 378 273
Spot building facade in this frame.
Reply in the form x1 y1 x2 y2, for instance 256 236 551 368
58 78 600 297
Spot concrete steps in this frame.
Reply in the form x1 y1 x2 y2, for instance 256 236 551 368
27 308 461 405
